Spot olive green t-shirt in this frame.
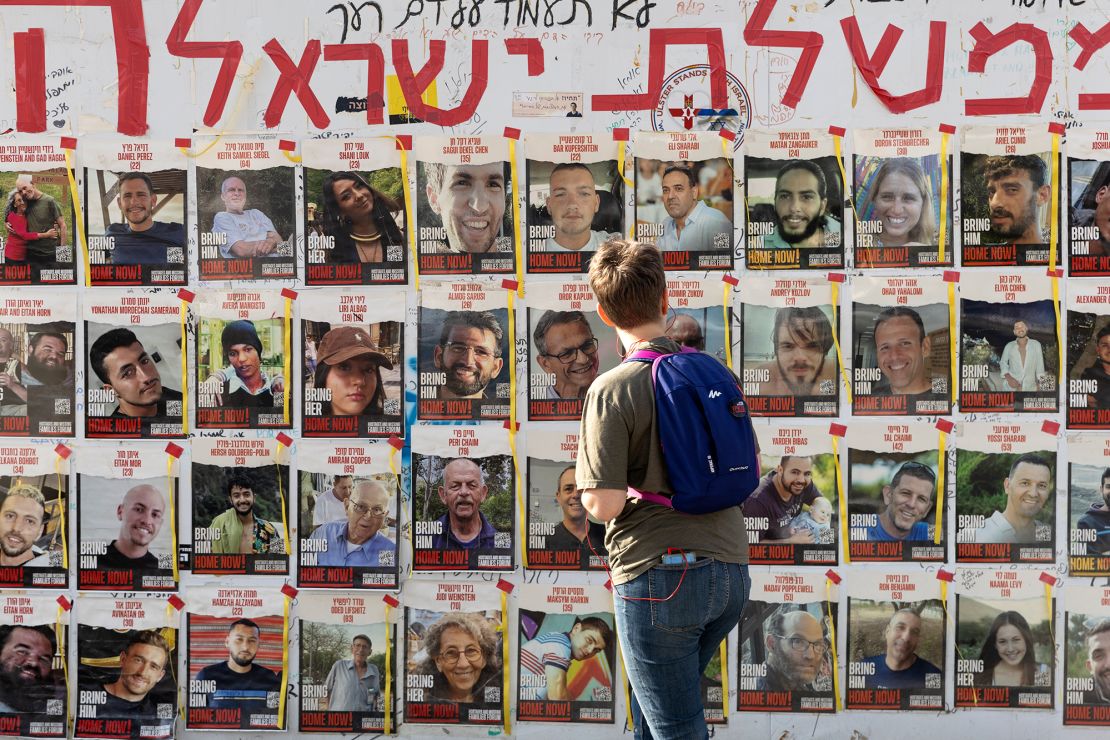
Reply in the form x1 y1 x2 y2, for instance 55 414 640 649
575 337 750 585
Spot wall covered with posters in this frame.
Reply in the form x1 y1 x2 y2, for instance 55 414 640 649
1 0 1110 738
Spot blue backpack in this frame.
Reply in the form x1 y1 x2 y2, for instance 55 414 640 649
624 346 760 514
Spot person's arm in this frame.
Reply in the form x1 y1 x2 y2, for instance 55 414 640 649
581 488 628 523
4 215 53 241
544 665 569 700
0 372 28 402
321 662 337 711
999 343 1020 388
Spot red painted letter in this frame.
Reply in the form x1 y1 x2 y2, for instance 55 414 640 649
166 0 243 127
743 0 823 109
390 39 488 127
592 28 726 112
263 39 329 129
323 44 386 125
841 18 946 114
1069 21 1110 110
965 22 1052 116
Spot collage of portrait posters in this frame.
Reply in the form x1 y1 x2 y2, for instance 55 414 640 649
0 593 66 737
302 138 408 286
741 422 839 565
743 129 844 270
0 138 76 285
77 441 177 591
297 438 399 589
75 595 176 739
526 426 607 570
956 421 1057 564
414 136 515 275
736 276 839 417
954 568 1054 708
297 591 393 733
403 580 505 725
633 131 734 271
0 290 75 437
194 290 289 429
410 425 513 571
1066 432 1110 576
81 139 187 285
0 441 67 588
846 571 945 710
1066 280 1110 429
186 437 289 576
300 289 404 438
738 570 837 713
959 269 1059 413
417 280 510 421
195 137 296 281
961 126 1054 267
185 586 287 730
527 279 616 421
851 274 951 416
1066 127 1110 277
853 127 952 268
516 583 615 723
525 133 622 275
1063 584 1110 726
847 421 945 563
84 289 184 438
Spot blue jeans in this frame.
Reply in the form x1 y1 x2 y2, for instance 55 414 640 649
614 558 749 740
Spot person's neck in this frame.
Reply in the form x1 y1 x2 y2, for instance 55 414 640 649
993 662 1024 686
891 376 930 395
1002 505 1033 534
226 658 251 675
242 373 265 392
237 510 255 525
562 515 589 540
439 385 482 400
113 537 148 560
103 681 138 702
1016 336 1028 347
129 220 154 233
553 377 587 399
556 230 590 251
0 550 32 567
451 513 483 541
614 320 668 357
885 651 916 672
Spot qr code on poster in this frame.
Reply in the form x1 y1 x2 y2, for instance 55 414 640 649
819 379 835 395
379 550 395 566
494 532 512 549
55 245 72 262
157 703 173 719
1037 374 1056 392
925 673 941 689
54 398 70 415
713 232 730 249
594 686 612 701
47 551 62 567
47 699 63 715
167 247 184 263
386 245 403 261
931 376 947 394
706 687 722 702
167 400 183 416
384 399 400 415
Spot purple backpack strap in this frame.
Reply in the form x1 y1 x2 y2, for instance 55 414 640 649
627 486 674 509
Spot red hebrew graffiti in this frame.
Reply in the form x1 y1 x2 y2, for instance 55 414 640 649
743 0 823 109
166 0 243 127
13 28 46 132
840 18 946 113
504 37 545 76
592 28 727 112
965 22 1052 116
262 39 329 129
1069 21 1110 110
390 39 489 127
323 43 386 125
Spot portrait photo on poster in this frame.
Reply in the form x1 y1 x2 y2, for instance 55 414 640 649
847 450 944 562
0 147 77 286
1063 600 1110 725
0 472 67 587
1066 435 1110 577
528 307 615 421
954 594 1053 708
298 620 392 733
741 450 839 565
195 309 288 430
526 457 608 570
1068 154 1110 276
0 317 76 438
0 617 66 737
737 601 837 713
846 597 945 710
1066 307 1110 429
417 306 511 422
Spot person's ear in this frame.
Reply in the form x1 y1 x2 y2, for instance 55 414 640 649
882 485 893 506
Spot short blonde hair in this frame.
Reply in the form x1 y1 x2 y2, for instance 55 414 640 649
587 239 665 330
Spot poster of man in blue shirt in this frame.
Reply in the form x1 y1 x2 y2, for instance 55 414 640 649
308 479 396 569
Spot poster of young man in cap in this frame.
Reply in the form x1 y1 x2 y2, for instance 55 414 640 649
0 441 68 588
301 290 403 438
76 441 177 592
0 289 76 437
84 290 184 438
297 439 399 589
194 290 289 429
0 593 66 737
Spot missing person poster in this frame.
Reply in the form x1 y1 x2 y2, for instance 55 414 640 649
956 421 1057 564
852 128 953 268
185 585 287 731
403 581 505 725
80 139 187 285
526 427 607 571
195 137 296 281
194 290 289 429
517 583 614 723
667 275 729 362
0 139 76 285
737 570 837 713
84 290 184 438
417 280 510 421
851 275 951 416
845 572 945 711
76 441 177 591
297 439 399 589
736 276 839 417
0 290 76 437
525 133 623 274
414 136 515 275
301 289 403 438
1067 432 1110 576
186 437 289 576
410 425 513 572
297 591 394 733
954 568 1054 709
633 131 734 271
847 422 944 563
0 593 66 737
741 422 839 565
0 441 67 588
527 280 616 420
1063 585 1110 726
302 138 408 285
1066 128 1110 277
1066 281 1110 429
75 595 176 739
959 269 1059 413
960 126 1054 266
744 129 844 270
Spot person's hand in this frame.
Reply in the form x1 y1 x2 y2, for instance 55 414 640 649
271 374 285 395
780 529 815 544
1005 375 1020 390
0 372 10 387
41 228 58 238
